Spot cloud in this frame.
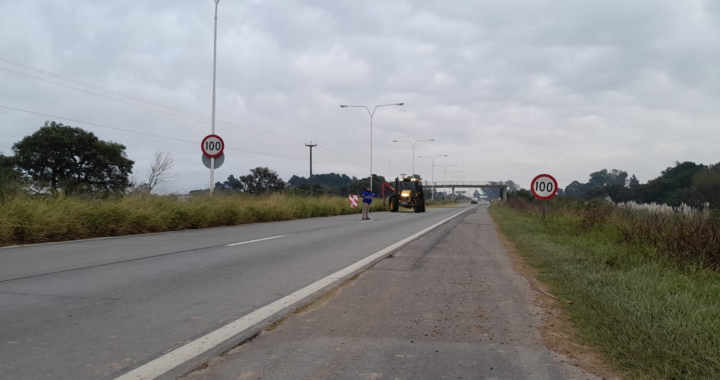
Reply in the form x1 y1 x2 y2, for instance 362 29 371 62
1 0 718 192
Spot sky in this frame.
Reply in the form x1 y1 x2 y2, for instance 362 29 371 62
1 0 718 193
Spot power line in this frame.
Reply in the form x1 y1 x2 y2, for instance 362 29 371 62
0 67 305 144
0 57 374 174
0 57 307 144
0 105 309 161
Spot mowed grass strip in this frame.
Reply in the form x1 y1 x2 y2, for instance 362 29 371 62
490 205 720 380
0 193 385 246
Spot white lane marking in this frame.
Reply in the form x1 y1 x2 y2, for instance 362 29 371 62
114 206 475 380
358 220 374 224
226 235 291 247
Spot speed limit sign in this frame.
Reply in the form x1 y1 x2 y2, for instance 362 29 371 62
201 134 224 158
531 174 558 200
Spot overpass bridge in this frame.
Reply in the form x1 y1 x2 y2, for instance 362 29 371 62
423 181 508 201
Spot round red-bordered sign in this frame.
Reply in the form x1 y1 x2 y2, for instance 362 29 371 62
530 174 558 200
201 134 224 158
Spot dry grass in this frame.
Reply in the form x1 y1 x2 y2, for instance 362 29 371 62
0 193 385 246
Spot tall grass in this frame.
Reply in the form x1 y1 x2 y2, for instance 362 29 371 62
490 204 720 380
0 193 384 246
505 198 720 271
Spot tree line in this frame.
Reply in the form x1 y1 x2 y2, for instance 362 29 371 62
509 162 720 209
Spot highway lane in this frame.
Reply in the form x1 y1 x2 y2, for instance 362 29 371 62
0 206 471 380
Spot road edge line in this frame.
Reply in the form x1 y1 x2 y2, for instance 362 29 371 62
114 206 476 380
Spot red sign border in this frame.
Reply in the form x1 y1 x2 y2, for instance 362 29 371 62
201 134 225 158
531 174 558 200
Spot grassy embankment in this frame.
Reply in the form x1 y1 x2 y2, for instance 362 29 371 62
490 200 720 380
0 193 385 247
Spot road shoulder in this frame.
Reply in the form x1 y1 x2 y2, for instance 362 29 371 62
184 206 601 380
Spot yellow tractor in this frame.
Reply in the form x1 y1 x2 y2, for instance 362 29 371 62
387 176 426 213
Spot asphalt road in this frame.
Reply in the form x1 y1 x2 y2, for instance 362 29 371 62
0 206 472 380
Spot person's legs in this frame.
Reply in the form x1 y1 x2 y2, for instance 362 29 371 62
362 202 369 219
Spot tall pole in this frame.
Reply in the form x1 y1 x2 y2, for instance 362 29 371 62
340 103 404 192
420 155 447 201
209 0 220 195
370 114 373 191
305 142 317 196
393 139 434 178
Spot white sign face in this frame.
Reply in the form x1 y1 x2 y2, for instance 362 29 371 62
202 135 224 158
531 174 558 200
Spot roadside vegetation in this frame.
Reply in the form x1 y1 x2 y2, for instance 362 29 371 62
0 192 385 247
490 198 720 380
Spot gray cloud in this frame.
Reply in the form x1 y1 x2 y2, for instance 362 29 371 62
1 0 718 192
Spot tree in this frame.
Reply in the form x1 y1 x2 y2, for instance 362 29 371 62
629 174 640 188
146 150 176 192
588 169 628 187
12 122 134 194
691 169 720 208
239 167 286 194
0 152 22 198
564 181 586 196
222 174 245 192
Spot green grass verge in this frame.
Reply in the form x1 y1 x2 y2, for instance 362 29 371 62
0 193 385 246
489 205 720 380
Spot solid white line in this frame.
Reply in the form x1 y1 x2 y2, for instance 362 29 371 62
114 206 475 380
226 235 291 247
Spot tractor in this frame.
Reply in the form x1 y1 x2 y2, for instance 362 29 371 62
386 176 426 213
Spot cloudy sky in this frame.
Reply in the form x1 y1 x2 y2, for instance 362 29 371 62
1 0 718 193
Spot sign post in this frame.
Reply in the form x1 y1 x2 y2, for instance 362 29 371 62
530 174 558 220
202 134 224 193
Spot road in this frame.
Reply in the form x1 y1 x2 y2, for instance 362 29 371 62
0 206 472 380
186 205 598 380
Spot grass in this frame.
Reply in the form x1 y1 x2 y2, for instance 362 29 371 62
0 193 385 247
490 205 720 379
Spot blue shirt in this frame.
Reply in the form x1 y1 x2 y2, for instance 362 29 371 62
361 190 379 204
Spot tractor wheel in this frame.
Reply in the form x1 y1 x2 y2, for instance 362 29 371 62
413 201 421 213
420 199 426 212
390 196 399 212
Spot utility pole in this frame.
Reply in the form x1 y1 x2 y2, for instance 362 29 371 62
305 142 317 196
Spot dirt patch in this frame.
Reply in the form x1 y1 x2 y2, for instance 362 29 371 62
490 216 624 380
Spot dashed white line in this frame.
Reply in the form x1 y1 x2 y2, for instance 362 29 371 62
226 235 291 247
358 220 374 224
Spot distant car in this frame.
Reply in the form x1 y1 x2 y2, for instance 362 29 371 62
470 199 478 204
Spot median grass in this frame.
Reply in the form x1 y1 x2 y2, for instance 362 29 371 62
0 193 385 247
490 203 720 380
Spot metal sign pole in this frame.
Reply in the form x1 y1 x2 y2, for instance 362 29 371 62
542 200 547 220
305 142 317 196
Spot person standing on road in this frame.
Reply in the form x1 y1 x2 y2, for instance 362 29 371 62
361 186 379 220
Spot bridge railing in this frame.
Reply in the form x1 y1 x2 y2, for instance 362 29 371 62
423 181 507 188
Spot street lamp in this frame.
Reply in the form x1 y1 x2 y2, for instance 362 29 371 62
392 139 434 177
418 155 447 201
449 170 464 181
340 103 404 191
209 0 221 194
449 171 463 199
440 165 458 199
